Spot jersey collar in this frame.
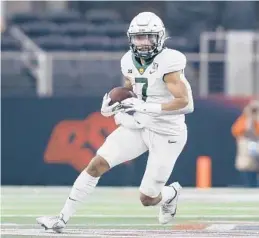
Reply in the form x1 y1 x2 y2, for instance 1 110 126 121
132 55 155 75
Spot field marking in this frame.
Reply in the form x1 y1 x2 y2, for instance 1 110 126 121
0 229 153 238
2 226 259 238
3 206 259 211
0 227 223 238
3 221 259 227
205 224 236 231
1 223 174 228
201 220 259 224
3 197 259 203
0 228 201 238
2 214 259 218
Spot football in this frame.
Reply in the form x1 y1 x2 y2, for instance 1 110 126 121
108 87 136 105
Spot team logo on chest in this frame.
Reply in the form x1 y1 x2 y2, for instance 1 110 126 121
139 68 144 75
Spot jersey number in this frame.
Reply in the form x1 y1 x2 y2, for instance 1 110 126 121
135 77 148 101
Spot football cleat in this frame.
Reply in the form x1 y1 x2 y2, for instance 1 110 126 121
36 214 66 233
159 182 182 224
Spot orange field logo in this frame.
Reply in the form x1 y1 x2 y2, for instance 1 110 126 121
44 112 117 172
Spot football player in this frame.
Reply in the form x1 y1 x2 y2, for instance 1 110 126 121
37 11 194 232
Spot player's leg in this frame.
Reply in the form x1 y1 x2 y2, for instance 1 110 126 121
138 129 187 223
37 154 109 232
37 126 148 232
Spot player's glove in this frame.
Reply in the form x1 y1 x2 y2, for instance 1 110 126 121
101 93 123 117
124 101 162 114
121 97 145 107
114 112 144 129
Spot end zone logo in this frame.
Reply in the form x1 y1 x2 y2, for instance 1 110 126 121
44 112 117 172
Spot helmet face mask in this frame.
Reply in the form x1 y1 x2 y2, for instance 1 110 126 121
128 33 160 59
127 12 166 60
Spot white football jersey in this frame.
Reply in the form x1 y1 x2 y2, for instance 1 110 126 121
120 48 192 135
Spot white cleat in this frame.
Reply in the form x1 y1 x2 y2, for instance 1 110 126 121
159 182 182 225
36 214 66 233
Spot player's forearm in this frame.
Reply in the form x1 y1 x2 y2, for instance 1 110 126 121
130 97 193 115
161 97 189 111
124 77 133 90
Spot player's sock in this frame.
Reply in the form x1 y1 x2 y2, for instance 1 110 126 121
157 186 176 205
60 170 99 223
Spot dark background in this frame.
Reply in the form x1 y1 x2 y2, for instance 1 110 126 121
2 97 242 187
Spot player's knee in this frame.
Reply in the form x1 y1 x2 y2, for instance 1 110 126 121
85 155 110 177
139 193 156 207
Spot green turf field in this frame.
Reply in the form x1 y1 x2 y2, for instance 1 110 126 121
1 187 259 237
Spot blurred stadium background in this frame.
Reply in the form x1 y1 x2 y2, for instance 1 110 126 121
1 1 259 237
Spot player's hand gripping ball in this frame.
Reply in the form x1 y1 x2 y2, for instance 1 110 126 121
108 87 136 105
101 87 136 117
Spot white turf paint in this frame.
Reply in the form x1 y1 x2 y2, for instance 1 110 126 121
2 214 259 218
3 206 259 211
2 225 253 238
3 220 259 227
1 223 173 227
3 226 259 238
0 229 165 238
3 196 259 203
0 227 227 238
205 224 236 231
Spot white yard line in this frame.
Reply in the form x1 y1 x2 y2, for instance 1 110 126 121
2 200 139 205
2 214 259 218
0 230 150 238
205 224 236 231
202 220 259 224
2 227 259 238
0 228 196 238
3 206 259 211
0 228 212 238
1 223 173 227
